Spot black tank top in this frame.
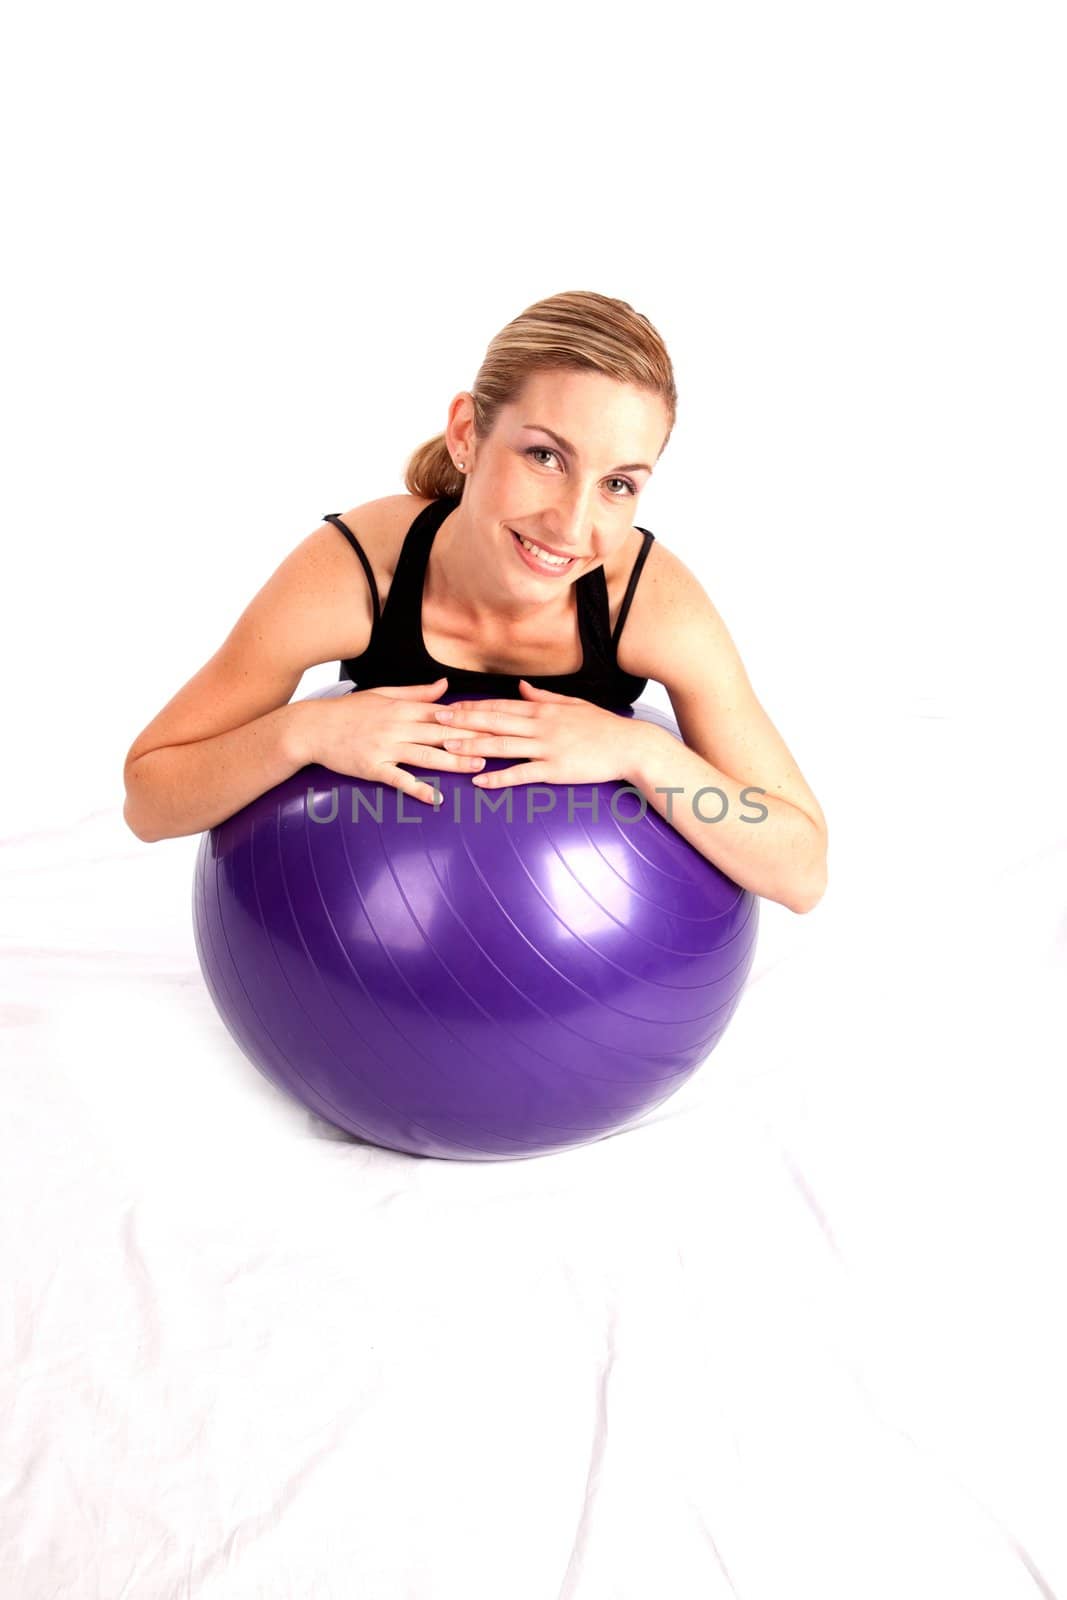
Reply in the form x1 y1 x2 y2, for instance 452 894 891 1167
324 495 656 710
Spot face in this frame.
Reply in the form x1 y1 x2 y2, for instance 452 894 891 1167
446 369 669 587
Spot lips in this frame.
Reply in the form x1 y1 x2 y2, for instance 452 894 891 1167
509 528 581 562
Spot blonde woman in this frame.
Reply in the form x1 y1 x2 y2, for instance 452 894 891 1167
123 290 827 913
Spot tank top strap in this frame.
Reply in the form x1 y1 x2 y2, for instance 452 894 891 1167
380 496 456 626
335 496 655 707
323 513 381 627
612 526 655 647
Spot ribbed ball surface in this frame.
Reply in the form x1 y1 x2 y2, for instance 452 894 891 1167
192 695 758 1161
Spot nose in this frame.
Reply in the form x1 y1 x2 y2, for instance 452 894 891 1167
540 488 599 555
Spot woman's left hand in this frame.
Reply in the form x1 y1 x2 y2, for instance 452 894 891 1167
431 680 648 789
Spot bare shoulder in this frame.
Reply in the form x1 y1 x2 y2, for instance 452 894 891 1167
305 493 429 654
345 492 433 535
122 495 421 773
618 535 827 840
317 493 427 562
614 536 715 682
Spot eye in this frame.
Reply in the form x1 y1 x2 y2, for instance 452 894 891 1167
524 447 637 497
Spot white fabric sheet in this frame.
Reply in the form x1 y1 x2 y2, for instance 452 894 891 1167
3 706 1065 1598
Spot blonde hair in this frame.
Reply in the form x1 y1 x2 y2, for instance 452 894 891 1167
403 289 677 501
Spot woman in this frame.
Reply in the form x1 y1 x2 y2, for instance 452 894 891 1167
122 290 827 913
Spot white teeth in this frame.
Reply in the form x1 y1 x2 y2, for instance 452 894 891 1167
515 532 572 567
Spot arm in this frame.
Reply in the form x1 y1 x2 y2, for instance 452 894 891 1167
619 553 828 915
124 701 315 842
122 504 386 842
622 723 826 914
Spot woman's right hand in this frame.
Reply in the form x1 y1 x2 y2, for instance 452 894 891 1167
303 678 485 805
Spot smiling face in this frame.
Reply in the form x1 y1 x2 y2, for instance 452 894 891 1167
446 369 670 588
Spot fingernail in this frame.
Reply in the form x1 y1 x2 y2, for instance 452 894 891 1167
435 709 453 721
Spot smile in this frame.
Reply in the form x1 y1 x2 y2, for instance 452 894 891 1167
509 528 578 572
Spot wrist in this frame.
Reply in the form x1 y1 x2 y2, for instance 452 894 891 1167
622 718 675 789
282 700 322 770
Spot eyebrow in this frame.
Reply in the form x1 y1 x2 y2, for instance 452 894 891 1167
521 423 653 476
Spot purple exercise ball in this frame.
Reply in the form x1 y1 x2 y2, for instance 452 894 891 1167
192 685 759 1161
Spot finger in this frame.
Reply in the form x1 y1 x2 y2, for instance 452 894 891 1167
372 678 450 700
433 704 536 733
472 761 548 789
434 698 536 719
442 735 541 759
394 743 487 772
395 719 481 745
377 763 444 806
517 678 580 702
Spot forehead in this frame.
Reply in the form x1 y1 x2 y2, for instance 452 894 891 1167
504 370 666 458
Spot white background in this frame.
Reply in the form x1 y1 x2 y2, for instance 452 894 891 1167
3 3 1065 1597
3 2 1062 831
